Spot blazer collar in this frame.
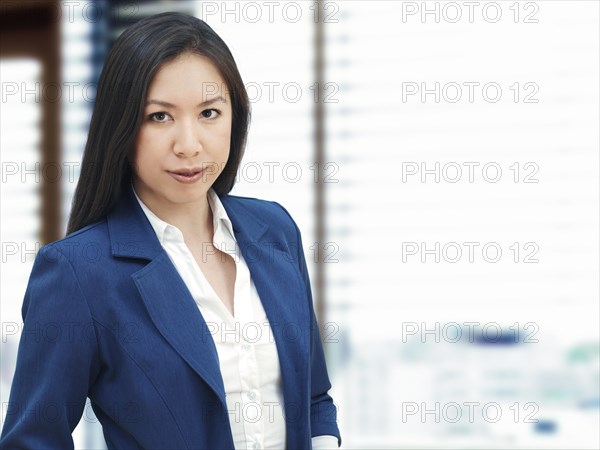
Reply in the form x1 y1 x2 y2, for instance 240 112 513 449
107 181 269 260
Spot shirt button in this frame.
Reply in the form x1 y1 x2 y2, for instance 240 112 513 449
247 390 257 400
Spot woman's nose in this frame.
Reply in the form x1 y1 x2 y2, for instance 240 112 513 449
173 122 203 157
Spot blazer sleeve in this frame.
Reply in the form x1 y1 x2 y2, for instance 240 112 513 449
271 202 342 448
0 245 100 450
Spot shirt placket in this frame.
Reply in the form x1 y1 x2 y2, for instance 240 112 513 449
234 253 265 450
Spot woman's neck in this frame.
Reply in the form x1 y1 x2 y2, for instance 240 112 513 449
132 179 215 243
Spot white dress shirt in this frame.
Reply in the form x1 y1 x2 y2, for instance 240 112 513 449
132 184 339 450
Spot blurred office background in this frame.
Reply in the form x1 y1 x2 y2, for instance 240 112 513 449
1 1 598 448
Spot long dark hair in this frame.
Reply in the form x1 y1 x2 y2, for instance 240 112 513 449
66 12 251 236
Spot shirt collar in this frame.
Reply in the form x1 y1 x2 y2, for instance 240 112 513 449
130 181 236 248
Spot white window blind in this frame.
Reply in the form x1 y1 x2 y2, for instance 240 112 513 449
0 58 42 421
325 1 599 448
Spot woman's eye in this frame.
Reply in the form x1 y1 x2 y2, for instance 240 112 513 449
149 112 169 122
201 109 221 119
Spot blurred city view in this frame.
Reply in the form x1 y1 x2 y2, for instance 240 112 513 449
1 1 598 449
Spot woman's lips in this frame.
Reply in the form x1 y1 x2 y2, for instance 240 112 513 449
167 169 205 184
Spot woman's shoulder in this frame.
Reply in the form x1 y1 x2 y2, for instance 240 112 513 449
221 194 302 250
220 192 283 211
38 218 110 262
220 193 300 232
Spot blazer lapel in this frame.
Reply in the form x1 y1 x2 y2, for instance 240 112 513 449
220 195 310 436
107 183 310 432
107 183 226 404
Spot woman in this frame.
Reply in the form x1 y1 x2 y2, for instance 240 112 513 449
0 12 341 450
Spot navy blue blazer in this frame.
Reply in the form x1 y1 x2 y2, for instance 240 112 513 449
0 183 341 449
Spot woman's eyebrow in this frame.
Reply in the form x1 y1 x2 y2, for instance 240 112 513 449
144 96 226 108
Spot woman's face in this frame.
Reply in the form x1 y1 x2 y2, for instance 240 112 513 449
131 52 232 210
